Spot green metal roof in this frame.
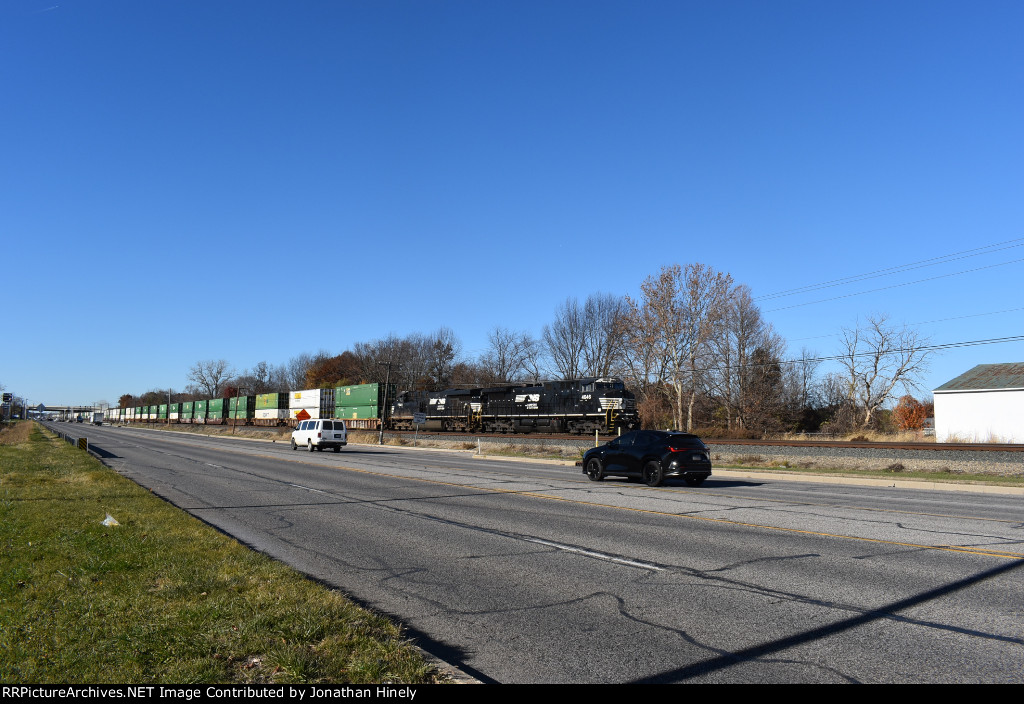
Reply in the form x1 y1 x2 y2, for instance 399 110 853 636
933 363 1024 392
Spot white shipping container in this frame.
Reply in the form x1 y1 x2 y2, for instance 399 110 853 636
290 389 323 409
256 409 290 420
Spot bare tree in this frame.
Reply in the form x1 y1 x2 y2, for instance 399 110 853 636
285 352 318 391
582 293 627 377
543 298 586 379
235 360 281 395
401 333 435 390
617 288 672 427
544 293 627 380
351 333 432 390
480 327 542 383
707 285 787 432
622 264 732 431
837 314 932 428
187 359 235 398
427 327 463 388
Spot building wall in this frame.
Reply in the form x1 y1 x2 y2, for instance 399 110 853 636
934 389 1024 443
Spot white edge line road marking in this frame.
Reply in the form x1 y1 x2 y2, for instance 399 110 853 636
524 537 665 571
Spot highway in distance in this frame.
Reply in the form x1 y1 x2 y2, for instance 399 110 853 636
54 423 1024 683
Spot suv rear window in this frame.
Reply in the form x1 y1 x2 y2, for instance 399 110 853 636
667 434 706 450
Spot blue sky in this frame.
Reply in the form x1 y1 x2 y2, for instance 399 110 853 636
2 0 1022 408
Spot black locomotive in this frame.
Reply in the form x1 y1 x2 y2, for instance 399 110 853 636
389 377 639 434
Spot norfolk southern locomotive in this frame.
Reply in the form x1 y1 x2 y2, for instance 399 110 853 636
389 377 639 434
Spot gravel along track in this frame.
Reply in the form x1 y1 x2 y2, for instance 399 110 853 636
702 442 1024 476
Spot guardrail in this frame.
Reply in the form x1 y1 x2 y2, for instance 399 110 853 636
49 427 89 453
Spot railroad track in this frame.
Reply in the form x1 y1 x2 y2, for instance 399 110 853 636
388 430 1024 453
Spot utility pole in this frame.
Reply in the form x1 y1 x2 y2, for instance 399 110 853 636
377 361 396 446
232 383 241 435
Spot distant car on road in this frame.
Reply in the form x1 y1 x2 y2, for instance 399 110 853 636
582 430 712 487
291 419 348 452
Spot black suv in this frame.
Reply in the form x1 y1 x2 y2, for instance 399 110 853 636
582 430 712 487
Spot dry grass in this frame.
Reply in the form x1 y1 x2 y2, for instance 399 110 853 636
0 421 33 446
943 432 1015 444
775 430 934 443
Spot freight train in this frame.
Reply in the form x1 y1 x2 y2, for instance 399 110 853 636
106 377 639 435
389 377 638 434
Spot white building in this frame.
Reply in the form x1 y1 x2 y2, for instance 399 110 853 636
933 363 1024 443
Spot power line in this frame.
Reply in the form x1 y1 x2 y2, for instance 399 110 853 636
690 334 1024 375
763 257 1024 313
788 306 1024 343
755 236 1024 302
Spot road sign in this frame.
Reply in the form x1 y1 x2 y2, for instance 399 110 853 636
413 412 426 425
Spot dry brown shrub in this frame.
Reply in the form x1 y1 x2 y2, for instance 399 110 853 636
0 421 32 445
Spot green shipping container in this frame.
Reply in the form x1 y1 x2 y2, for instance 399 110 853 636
256 393 288 410
158 404 168 419
181 401 194 419
208 399 228 419
334 383 384 408
195 400 208 419
335 404 379 420
229 396 254 411
230 396 254 419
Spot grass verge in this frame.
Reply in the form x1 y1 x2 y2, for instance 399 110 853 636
0 423 448 684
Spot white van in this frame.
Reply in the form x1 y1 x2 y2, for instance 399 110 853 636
291 419 348 452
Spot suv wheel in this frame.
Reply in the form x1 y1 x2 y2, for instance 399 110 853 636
585 458 604 482
643 461 663 487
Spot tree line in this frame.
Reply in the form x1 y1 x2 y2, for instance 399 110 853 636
118 263 934 436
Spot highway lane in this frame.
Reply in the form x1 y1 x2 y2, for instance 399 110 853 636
46 423 1024 683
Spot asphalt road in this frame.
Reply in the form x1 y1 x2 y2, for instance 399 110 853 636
46 423 1024 683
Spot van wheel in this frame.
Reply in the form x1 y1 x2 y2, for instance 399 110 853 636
333 446 341 453
307 440 315 452
291 439 297 451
